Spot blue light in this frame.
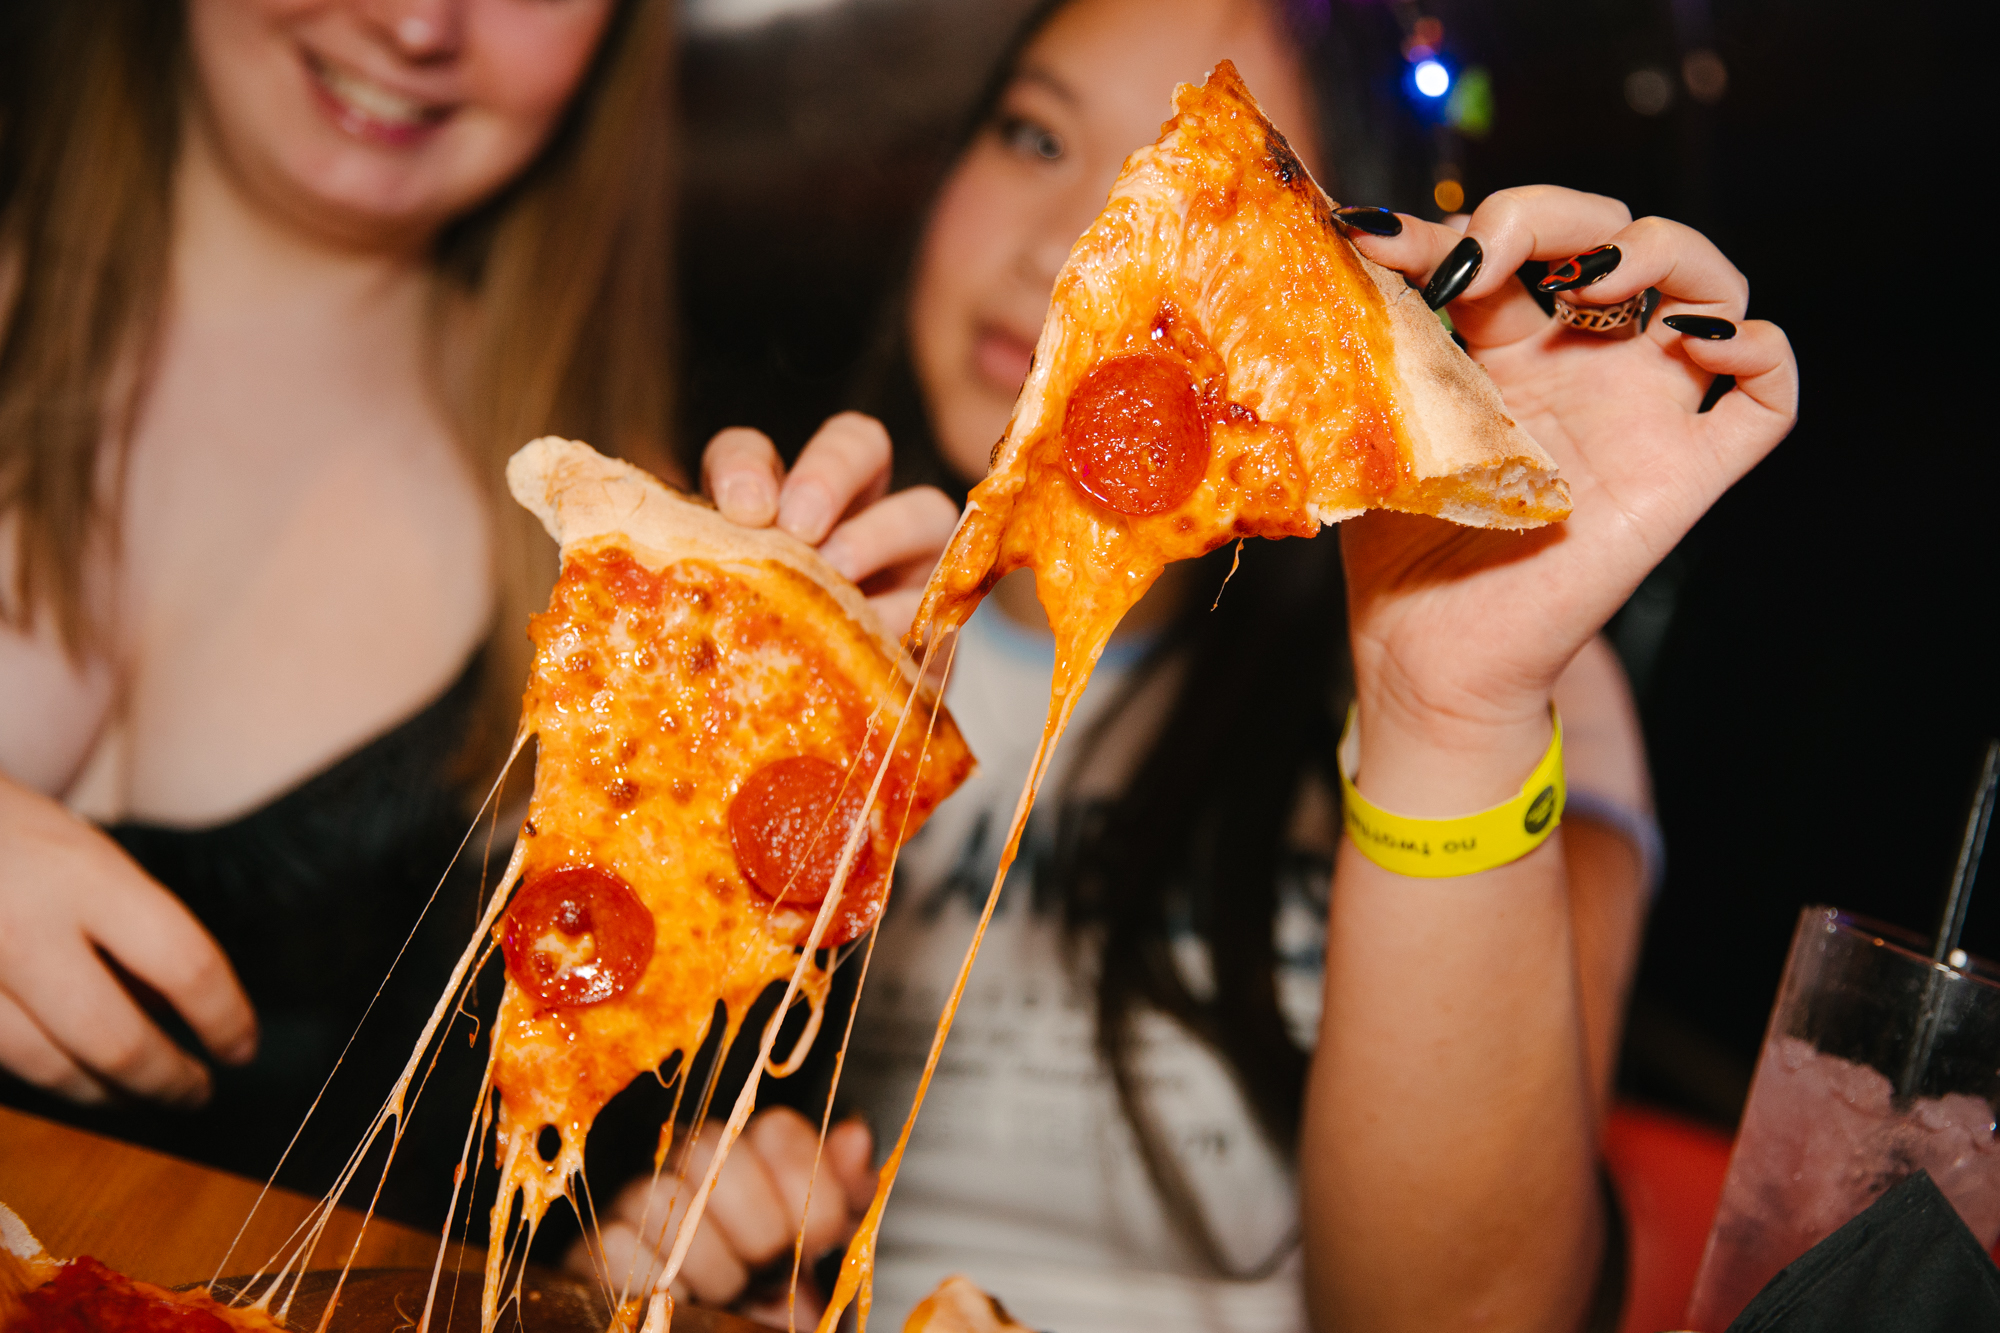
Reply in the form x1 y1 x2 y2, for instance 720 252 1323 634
1413 59 1451 98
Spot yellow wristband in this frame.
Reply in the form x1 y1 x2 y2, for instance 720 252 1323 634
1337 705 1565 879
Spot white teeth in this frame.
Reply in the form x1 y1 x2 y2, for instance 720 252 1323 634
313 57 434 127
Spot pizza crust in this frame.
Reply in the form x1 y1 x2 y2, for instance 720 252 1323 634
1354 249 1563 528
903 1276 1034 1333
507 437 923 684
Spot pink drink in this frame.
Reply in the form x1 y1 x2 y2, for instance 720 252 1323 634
1685 1034 2000 1329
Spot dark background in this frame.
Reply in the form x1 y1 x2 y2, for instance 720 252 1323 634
676 0 1994 1126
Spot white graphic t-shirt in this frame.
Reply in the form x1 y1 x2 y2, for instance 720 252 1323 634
844 603 1329 1333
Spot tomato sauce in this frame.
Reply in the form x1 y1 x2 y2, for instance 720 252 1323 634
10 1259 272 1333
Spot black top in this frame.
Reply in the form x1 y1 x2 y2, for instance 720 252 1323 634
0 655 500 1229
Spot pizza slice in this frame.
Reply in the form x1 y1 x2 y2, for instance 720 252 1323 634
912 57 1566 671
901 1277 1033 1333
815 62 1569 1332
1 1203 284 1333
479 439 973 1323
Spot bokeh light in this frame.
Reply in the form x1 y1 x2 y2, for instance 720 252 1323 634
1683 49 1729 103
1624 68 1675 116
1413 59 1451 99
1433 179 1465 212
1446 66 1495 137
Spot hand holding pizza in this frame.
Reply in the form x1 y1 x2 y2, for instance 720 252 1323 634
700 413 960 639
1341 186 1797 807
1303 188 1794 1331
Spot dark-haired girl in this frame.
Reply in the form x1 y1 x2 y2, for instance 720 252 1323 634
600 1 1795 1329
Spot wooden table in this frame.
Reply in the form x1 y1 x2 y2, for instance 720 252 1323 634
0 1105 472 1287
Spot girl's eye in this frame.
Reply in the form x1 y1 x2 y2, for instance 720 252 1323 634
997 115 1064 162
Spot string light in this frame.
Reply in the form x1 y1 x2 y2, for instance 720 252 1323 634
1396 8 1484 213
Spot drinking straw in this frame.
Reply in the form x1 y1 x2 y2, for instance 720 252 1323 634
1898 739 2000 1099
1931 740 2000 968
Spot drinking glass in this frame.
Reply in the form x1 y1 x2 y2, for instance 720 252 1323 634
1684 906 2000 1330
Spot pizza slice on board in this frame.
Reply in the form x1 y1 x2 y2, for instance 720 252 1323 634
481 439 973 1325
1 1204 284 1333
816 62 1569 1333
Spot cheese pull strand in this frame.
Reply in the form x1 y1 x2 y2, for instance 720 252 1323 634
816 608 1116 1333
656 658 942 1298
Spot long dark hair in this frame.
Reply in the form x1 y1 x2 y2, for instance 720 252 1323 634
854 0 1427 1276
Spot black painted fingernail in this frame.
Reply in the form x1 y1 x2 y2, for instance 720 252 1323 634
1662 314 1736 340
1538 244 1621 292
1638 287 1662 332
1334 205 1403 237
1421 236 1483 310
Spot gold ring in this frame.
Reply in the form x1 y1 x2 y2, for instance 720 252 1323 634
1553 289 1651 337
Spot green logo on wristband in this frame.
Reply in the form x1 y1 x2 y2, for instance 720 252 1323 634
1524 785 1557 835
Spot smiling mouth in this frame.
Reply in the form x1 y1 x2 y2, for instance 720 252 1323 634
304 51 452 143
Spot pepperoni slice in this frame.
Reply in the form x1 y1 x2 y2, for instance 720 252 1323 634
502 865 656 1009
1061 352 1209 515
730 756 884 943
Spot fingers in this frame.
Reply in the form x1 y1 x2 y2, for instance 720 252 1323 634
1360 184 1624 286
84 879 257 1067
1352 186 1635 344
593 1215 700 1304
586 1111 878 1314
1681 318 1800 467
701 415 914 588
746 1107 857 1260
818 487 958 587
779 414 894 546
9 936 214 1106
0 786 237 1103
1454 186 1636 301
702 429 784 527
825 1117 879 1211
1546 215 1749 321
865 590 924 642
0 990 110 1104
674 1218 755 1305
596 1155 749 1306
825 486 957 639
702 1123 795 1277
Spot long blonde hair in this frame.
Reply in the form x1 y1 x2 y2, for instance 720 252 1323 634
0 0 675 772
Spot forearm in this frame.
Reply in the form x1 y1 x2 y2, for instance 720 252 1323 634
1564 820 1645 1118
1301 707 1601 1333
